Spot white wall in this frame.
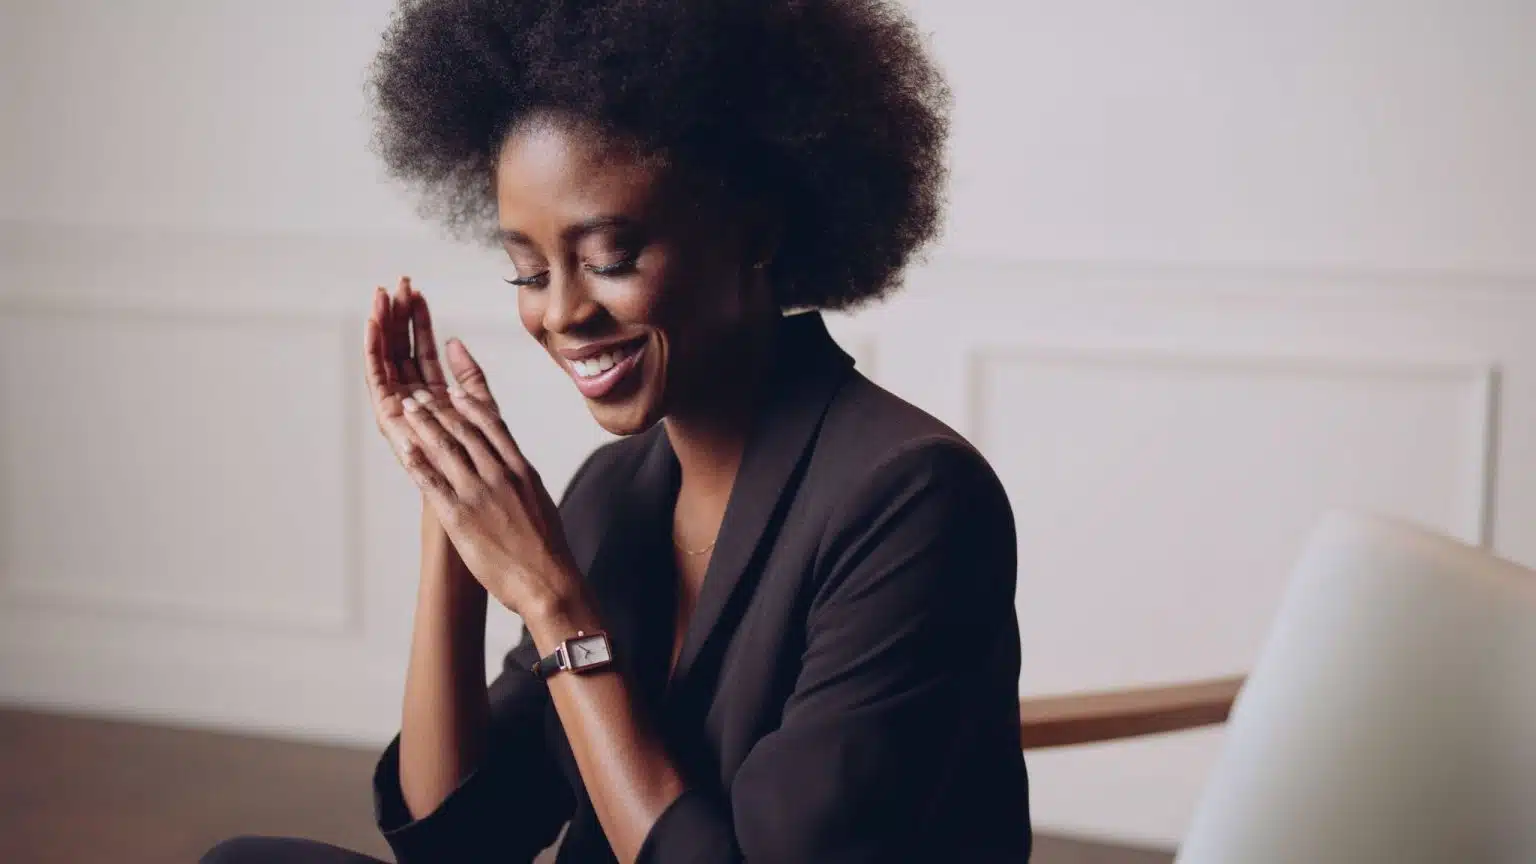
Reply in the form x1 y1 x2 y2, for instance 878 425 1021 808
2 0 1533 850
917 0 1536 273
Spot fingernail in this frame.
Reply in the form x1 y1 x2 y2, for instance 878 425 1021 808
412 389 433 404
402 397 419 413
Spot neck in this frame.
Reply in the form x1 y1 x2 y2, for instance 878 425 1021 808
663 311 779 504
663 414 748 510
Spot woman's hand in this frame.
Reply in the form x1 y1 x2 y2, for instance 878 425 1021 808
366 283 580 617
366 276 499 457
400 383 580 617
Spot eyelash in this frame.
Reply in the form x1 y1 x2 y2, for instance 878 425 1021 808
505 258 637 288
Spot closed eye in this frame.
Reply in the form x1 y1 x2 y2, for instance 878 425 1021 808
504 254 637 288
505 272 549 288
586 256 637 277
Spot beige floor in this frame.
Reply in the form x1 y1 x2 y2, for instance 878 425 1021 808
0 708 1172 863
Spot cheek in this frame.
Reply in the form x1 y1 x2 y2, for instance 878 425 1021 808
593 252 675 327
593 279 662 326
516 290 544 339
646 252 732 329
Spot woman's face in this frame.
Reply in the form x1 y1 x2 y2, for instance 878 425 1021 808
496 115 767 436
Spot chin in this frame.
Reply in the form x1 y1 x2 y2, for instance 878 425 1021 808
587 403 653 436
585 384 666 437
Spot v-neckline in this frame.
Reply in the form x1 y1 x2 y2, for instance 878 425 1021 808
576 311 855 704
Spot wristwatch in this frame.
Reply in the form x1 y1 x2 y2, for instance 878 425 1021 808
531 630 614 680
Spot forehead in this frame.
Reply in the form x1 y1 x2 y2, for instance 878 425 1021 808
495 117 666 228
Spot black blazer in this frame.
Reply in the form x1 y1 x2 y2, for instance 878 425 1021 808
373 311 1031 863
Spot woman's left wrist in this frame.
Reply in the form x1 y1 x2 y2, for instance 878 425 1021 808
520 574 599 653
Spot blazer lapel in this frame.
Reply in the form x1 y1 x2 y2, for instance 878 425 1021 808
669 311 854 692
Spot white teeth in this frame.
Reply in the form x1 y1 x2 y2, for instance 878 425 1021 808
573 344 634 378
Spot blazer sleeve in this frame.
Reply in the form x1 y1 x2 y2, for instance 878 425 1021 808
372 449 612 863
637 438 1026 863
372 627 574 864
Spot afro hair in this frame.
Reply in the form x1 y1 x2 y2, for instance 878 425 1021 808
369 0 950 310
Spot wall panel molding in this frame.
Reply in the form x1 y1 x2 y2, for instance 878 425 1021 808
964 346 1499 546
0 305 365 637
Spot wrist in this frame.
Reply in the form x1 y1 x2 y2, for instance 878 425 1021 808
420 507 474 576
417 532 483 616
419 496 446 543
412 564 486 656
521 579 600 654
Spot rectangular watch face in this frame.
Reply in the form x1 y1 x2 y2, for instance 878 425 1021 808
567 634 612 668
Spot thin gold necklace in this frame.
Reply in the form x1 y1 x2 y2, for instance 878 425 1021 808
672 522 717 556
673 534 717 556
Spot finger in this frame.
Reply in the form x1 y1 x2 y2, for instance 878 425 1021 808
445 338 498 409
410 288 448 390
378 284 404 384
366 308 411 429
391 277 424 388
447 385 531 483
408 388 505 483
364 316 400 410
369 288 398 389
383 415 456 511
400 391 484 496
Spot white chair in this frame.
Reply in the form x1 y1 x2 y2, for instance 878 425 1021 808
1017 511 1536 863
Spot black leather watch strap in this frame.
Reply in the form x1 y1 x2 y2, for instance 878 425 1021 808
530 644 565 680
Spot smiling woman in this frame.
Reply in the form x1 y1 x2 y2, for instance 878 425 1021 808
202 1 1029 863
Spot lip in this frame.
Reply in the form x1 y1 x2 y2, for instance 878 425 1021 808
564 340 647 400
557 335 647 362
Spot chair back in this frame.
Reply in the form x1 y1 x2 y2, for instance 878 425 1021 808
1177 511 1536 864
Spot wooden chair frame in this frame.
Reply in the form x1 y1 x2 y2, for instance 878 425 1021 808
1020 676 1246 750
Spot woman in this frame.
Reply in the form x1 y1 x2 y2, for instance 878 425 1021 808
206 0 1029 861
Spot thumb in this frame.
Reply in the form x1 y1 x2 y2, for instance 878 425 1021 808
446 338 497 409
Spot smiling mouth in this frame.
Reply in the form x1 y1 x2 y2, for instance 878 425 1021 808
565 338 646 400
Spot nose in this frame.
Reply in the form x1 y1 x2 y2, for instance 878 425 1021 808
542 268 599 334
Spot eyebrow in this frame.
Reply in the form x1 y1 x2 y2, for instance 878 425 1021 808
498 215 634 246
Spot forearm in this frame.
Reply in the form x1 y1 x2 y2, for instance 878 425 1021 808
525 595 688 864
398 505 491 819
